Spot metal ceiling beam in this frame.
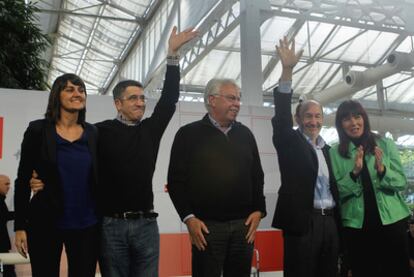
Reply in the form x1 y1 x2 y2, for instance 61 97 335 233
98 0 146 24
239 0 272 105
375 34 408 65
102 0 163 93
262 18 305 83
59 33 115 60
143 0 240 93
270 4 413 35
39 8 142 23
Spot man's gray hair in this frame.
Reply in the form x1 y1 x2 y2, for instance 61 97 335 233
204 78 240 111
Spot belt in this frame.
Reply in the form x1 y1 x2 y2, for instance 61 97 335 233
313 208 334 216
107 211 158 220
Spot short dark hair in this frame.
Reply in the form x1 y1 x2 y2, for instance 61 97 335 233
45 73 86 124
113 80 143 100
335 100 379 158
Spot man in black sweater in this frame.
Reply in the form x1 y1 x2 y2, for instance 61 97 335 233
95 27 198 277
168 78 266 277
0 175 16 277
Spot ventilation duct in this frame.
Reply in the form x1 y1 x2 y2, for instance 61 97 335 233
310 51 414 105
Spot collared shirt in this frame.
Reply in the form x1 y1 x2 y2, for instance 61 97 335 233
301 130 335 209
208 114 234 135
116 113 140 126
278 80 335 209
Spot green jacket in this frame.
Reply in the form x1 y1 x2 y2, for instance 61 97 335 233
329 137 410 229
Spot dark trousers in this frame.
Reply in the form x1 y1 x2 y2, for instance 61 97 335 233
192 219 254 277
283 213 339 277
344 218 410 277
27 223 99 277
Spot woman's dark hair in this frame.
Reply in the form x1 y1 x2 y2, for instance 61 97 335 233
335 100 379 158
45 73 87 124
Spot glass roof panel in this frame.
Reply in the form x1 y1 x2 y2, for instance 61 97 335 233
111 0 152 17
184 50 241 86
261 16 296 52
397 36 414 52
322 29 398 64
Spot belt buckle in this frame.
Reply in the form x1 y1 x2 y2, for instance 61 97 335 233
321 208 325 216
123 211 133 219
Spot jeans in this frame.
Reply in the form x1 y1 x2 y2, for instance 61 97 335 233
192 219 254 277
100 216 159 277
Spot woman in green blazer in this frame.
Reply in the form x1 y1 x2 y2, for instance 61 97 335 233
329 100 410 277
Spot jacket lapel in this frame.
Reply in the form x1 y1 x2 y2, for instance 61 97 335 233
44 121 57 164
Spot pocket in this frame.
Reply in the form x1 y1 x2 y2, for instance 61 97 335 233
102 216 116 226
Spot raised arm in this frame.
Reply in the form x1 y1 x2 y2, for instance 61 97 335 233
272 37 303 147
150 26 199 133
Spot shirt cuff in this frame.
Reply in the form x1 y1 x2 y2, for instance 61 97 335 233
167 55 180 66
278 80 292 94
183 214 195 223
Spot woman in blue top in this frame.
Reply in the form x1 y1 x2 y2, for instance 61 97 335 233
14 74 99 277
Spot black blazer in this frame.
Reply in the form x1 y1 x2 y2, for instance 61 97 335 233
14 119 98 231
271 90 339 235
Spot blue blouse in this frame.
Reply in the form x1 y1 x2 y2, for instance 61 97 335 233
56 130 97 229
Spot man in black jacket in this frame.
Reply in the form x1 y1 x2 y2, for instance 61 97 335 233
271 37 339 277
168 78 266 277
0 175 16 277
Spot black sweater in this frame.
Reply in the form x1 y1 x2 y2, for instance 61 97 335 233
168 114 266 221
95 65 179 214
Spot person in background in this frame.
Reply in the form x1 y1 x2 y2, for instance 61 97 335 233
330 99 410 277
0 174 16 277
271 36 340 277
14 73 99 277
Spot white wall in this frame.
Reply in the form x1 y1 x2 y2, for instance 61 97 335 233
0 88 281 236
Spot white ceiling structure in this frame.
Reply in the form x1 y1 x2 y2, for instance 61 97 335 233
34 0 414 143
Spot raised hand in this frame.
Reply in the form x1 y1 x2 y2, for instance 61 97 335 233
276 36 303 70
168 26 199 55
353 145 364 176
185 217 209 251
374 146 384 174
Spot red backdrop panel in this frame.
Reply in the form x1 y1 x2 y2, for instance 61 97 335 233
159 230 283 277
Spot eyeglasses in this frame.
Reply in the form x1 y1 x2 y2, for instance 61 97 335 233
121 94 146 102
214 94 241 103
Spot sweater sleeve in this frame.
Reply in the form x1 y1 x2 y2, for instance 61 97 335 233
14 122 41 231
167 127 193 221
148 65 180 139
250 130 266 216
377 138 407 192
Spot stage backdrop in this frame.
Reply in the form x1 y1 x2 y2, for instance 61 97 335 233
0 88 283 276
